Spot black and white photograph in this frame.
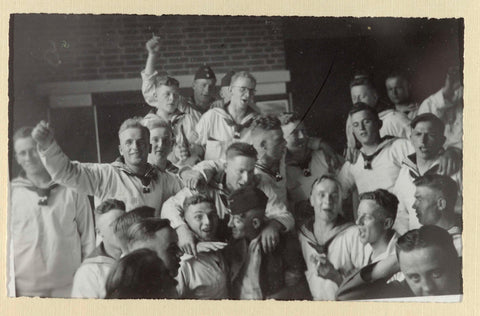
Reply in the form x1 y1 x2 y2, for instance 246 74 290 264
8 14 463 302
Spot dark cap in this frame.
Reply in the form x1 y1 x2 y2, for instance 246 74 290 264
194 65 216 80
228 187 268 215
220 70 235 87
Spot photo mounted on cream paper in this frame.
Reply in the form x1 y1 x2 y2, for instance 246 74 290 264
8 14 463 302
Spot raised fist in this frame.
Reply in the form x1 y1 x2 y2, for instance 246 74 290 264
32 120 54 150
146 35 161 55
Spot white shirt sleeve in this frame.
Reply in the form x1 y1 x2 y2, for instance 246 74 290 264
257 180 294 232
141 70 158 107
38 141 117 199
338 162 355 199
74 193 96 260
160 188 193 229
418 89 454 119
71 265 103 299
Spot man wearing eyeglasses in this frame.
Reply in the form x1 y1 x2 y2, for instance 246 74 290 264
194 71 259 161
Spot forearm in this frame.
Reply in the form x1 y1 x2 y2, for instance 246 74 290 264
145 53 159 75
38 141 104 196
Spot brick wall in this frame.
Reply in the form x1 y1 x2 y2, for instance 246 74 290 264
13 14 286 84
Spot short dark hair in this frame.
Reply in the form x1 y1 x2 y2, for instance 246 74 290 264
94 199 126 216
225 142 258 161
105 248 177 299
278 112 301 126
13 126 34 144
359 189 399 220
414 175 459 211
385 70 410 83
349 77 377 91
113 206 155 244
182 194 215 217
348 102 380 121
126 218 172 247
396 225 458 266
251 115 282 132
410 113 446 135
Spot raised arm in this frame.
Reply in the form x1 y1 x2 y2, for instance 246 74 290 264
32 121 118 198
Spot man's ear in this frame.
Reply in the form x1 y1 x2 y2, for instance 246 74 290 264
377 118 383 130
384 217 394 230
437 197 447 212
260 139 267 150
252 217 262 230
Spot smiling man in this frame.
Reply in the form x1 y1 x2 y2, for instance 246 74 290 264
161 142 294 258
195 71 259 161
142 35 218 122
32 118 182 213
175 194 229 299
10 126 95 298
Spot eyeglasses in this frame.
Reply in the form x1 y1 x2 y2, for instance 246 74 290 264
232 86 256 95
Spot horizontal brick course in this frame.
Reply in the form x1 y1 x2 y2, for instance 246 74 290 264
14 14 286 83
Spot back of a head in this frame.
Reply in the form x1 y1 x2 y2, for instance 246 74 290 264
126 218 171 249
225 142 258 162
396 225 458 265
95 199 126 216
359 189 399 221
278 112 301 126
113 206 156 247
414 174 459 212
105 248 177 299
228 186 268 217
251 115 282 137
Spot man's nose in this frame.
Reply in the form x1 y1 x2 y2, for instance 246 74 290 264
420 278 437 296
202 216 211 226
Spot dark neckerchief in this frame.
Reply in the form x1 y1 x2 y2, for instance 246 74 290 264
150 109 186 130
188 96 210 114
221 102 255 139
19 171 58 206
169 111 187 130
165 161 180 174
405 153 441 180
304 216 353 255
209 172 231 208
255 162 283 182
285 149 312 177
361 136 395 169
113 156 157 193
